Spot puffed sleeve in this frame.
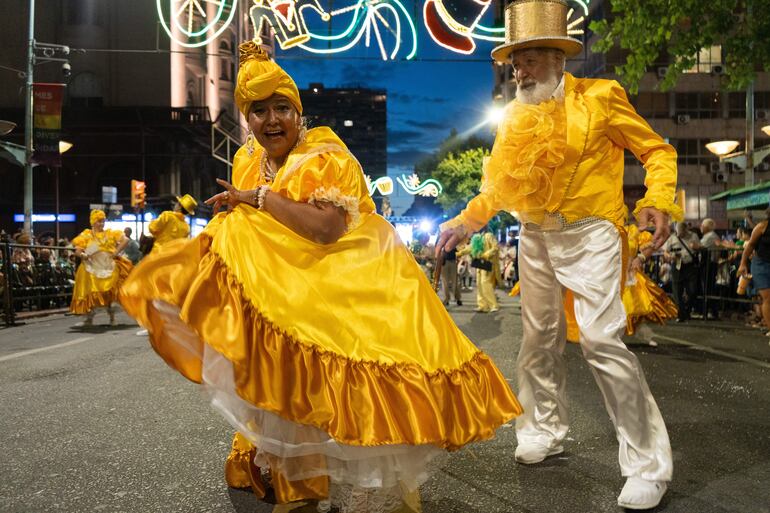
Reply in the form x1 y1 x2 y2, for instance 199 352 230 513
606 81 683 221
282 150 371 230
71 230 91 249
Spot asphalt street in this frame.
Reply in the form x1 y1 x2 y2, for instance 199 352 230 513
1 293 768 513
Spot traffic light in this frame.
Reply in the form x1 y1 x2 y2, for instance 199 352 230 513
131 179 146 209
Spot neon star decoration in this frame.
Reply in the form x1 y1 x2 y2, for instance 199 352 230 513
365 174 443 197
157 0 238 48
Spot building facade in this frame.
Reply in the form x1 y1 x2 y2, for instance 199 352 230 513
300 83 387 178
0 0 268 237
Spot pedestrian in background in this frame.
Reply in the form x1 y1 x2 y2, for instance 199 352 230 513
664 222 699 322
121 227 142 265
738 207 770 339
698 218 722 320
440 247 462 306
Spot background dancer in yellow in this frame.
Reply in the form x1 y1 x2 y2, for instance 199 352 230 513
148 194 197 252
436 1 680 509
469 232 500 312
71 210 132 326
120 41 521 513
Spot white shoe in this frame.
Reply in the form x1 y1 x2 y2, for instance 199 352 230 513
647 340 659 347
514 443 564 464
136 328 148 336
617 477 667 510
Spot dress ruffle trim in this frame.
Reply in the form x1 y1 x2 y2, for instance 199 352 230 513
633 196 684 222
70 290 118 314
121 242 521 451
308 186 361 230
481 100 567 221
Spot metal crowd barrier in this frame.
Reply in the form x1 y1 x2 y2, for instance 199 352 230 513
647 245 756 319
1 241 77 326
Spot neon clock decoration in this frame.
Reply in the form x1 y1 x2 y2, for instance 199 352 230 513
157 0 238 48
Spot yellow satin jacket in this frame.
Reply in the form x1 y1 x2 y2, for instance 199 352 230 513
447 73 682 232
149 211 189 250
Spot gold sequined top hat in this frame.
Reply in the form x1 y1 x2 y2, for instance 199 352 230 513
491 0 583 63
175 194 197 215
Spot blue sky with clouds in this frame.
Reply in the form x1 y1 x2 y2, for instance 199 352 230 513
273 0 501 173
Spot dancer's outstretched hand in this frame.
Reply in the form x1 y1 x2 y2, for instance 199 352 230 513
637 207 670 250
205 178 243 214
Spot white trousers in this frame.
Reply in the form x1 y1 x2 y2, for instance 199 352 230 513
516 221 673 481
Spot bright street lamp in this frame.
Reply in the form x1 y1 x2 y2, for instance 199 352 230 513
705 140 740 157
762 125 770 137
486 106 504 125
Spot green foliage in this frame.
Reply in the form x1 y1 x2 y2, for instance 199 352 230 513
590 0 770 93
414 129 492 181
431 147 490 214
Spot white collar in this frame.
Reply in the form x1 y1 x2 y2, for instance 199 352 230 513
551 75 565 101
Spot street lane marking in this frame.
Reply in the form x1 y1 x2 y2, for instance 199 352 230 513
0 337 94 363
654 334 770 370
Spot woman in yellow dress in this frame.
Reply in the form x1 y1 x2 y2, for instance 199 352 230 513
71 210 132 326
622 224 678 346
119 42 520 512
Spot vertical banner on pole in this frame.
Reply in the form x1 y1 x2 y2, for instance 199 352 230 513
32 82 65 166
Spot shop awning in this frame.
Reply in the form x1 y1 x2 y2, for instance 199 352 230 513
709 181 770 210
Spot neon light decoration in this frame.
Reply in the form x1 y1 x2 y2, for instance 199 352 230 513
250 0 418 61
365 174 442 197
157 0 238 48
423 0 589 54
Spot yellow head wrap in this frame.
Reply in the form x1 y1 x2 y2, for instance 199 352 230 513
234 41 302 118
90 209 106 226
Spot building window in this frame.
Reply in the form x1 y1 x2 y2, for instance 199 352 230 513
634 92 669 118
675 91 722 119
683 45 722 74
729 92 746 118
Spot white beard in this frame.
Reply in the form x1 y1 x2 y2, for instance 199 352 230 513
516 73 561 105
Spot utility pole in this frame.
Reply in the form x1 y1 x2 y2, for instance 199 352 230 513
23 0 35 234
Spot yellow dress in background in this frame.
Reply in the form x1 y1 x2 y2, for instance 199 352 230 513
148 211 189 252
119 127 521 503
70 229 132 314
622 225 678 335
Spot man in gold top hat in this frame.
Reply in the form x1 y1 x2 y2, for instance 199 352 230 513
148 194 197 252
437 0 678 509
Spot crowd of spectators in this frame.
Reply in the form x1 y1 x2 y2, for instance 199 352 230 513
0 227 152 316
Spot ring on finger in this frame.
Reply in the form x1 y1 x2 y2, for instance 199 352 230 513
223 191 230 201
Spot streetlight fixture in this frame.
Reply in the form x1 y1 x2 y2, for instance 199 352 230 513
0 120 16 136
705 140 740 157
54 140 73 241
762 125 770 137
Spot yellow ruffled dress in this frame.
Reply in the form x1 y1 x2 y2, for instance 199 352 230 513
119 127 521 506
622 225 678 335
70 229 132 314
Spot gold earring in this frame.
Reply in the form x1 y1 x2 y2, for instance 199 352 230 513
246 131 255 157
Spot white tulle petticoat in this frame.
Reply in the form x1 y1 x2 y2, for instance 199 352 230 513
153 300 444 512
